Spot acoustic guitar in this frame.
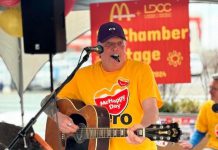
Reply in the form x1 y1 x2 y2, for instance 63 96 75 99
45 99 181 150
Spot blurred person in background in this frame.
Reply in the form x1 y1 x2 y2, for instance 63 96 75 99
180 73 218 150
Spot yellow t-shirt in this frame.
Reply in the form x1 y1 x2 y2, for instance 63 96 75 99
195 100 218 149
57 59 163 150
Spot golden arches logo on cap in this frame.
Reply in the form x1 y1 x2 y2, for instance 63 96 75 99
109 3 135 22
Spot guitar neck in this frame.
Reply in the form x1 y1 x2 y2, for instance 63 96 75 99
77 128 144 139
70 123 181 142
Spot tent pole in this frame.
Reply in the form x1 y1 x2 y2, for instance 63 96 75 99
49 53 54 92
19 38 25 127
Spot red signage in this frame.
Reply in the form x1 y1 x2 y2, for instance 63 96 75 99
90 0 190 83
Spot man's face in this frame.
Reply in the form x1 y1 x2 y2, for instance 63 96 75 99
209 80 218 103
100 37 126 71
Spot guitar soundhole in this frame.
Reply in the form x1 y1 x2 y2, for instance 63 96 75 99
70 114 87 126
65 114 89 150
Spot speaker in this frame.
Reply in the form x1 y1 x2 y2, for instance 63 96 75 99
21 0 66 54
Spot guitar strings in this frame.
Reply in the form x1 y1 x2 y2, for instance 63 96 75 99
73 128 178 137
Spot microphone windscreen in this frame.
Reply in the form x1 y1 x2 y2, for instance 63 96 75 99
212 103 218 113
97 45 104 54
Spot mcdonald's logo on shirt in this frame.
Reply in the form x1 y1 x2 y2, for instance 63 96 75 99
109 3 135 22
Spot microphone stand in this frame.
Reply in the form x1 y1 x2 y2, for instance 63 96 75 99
7 50 91 149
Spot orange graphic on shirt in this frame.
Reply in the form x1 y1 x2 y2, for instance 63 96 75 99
94 78 129 115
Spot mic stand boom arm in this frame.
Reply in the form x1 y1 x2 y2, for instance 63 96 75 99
7 51 91 149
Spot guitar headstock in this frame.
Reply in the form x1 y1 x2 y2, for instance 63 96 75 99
145 123 181 142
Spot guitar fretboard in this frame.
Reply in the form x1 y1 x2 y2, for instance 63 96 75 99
65 123 181 142
74 128 144 139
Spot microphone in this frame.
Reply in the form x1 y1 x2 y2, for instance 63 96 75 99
84 45 104 54
212 103 218 113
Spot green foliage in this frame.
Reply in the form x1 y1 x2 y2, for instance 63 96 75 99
159 101 178 113
160 98 200 113
176 98 200 113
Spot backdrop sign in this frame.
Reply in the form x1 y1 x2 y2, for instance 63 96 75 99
90 0 190 83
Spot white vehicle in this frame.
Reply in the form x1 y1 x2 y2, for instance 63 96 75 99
190 53 204 76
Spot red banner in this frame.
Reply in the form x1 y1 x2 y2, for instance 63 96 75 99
90 0 190 83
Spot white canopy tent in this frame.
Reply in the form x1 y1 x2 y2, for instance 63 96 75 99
0 10 90 125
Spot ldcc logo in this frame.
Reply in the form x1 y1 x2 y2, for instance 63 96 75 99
144 3 172 14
